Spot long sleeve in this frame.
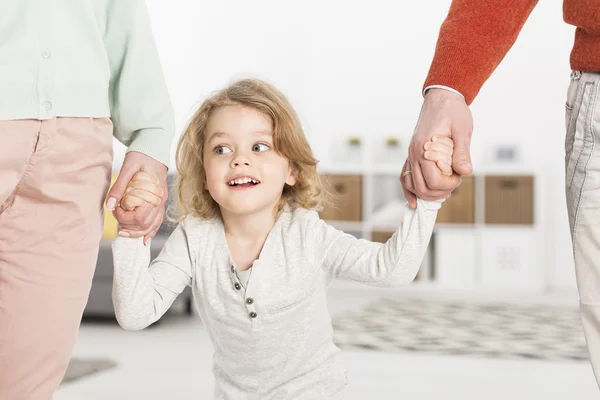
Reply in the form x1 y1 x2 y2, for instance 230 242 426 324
423 0 538 105
309 198 441 287
112 223 193 330
104 0 175 167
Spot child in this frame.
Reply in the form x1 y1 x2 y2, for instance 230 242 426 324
112 78 454 399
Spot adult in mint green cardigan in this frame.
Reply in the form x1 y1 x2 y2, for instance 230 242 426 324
0 1 173 398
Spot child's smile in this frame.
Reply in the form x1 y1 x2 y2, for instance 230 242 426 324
226 174 261 190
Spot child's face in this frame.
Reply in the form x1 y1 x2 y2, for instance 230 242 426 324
203 105 296 218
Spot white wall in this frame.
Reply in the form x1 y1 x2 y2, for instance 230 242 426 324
113 0 576 290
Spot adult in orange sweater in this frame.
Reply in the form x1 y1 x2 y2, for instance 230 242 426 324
401 0 600 387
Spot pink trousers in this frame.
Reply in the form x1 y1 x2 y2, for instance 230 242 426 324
0 118 113 399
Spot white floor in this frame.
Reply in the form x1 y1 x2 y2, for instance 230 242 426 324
57 285 599 400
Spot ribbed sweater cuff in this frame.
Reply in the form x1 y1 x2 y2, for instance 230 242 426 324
126 128 173 168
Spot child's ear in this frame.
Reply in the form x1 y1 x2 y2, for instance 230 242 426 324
286 166 297 186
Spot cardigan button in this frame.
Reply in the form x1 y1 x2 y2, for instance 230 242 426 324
245 298 254 305
234 283 241 290
249 312 257 318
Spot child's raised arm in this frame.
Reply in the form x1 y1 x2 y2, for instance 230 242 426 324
306 198 441 287
304 137 454 285
111 222 194 330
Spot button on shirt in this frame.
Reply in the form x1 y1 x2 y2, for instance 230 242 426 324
112 199 441 399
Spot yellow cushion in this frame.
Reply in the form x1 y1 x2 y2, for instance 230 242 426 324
102 174 119 240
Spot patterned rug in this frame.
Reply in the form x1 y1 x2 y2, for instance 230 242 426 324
332 296 589 362
61 358 117 384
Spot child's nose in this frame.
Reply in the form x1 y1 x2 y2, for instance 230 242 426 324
231 155 250 167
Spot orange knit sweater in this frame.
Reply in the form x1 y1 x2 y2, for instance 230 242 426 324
423 0 600 105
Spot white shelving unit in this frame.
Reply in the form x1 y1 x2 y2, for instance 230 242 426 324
318 136 548 292
457 167 547 293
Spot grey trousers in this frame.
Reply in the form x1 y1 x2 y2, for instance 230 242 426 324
565 70 600 387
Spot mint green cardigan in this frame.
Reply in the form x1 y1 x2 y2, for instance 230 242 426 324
0 0 174 166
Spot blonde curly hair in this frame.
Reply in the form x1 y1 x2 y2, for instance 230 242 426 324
170 78 327 222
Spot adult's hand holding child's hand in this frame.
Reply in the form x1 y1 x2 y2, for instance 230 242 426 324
106 151 168 244
401 89 473 208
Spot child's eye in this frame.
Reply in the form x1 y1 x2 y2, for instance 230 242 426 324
252 143 270 152
214 145 232 155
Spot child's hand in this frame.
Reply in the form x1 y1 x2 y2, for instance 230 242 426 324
423 136 454 176
119 171 164 212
